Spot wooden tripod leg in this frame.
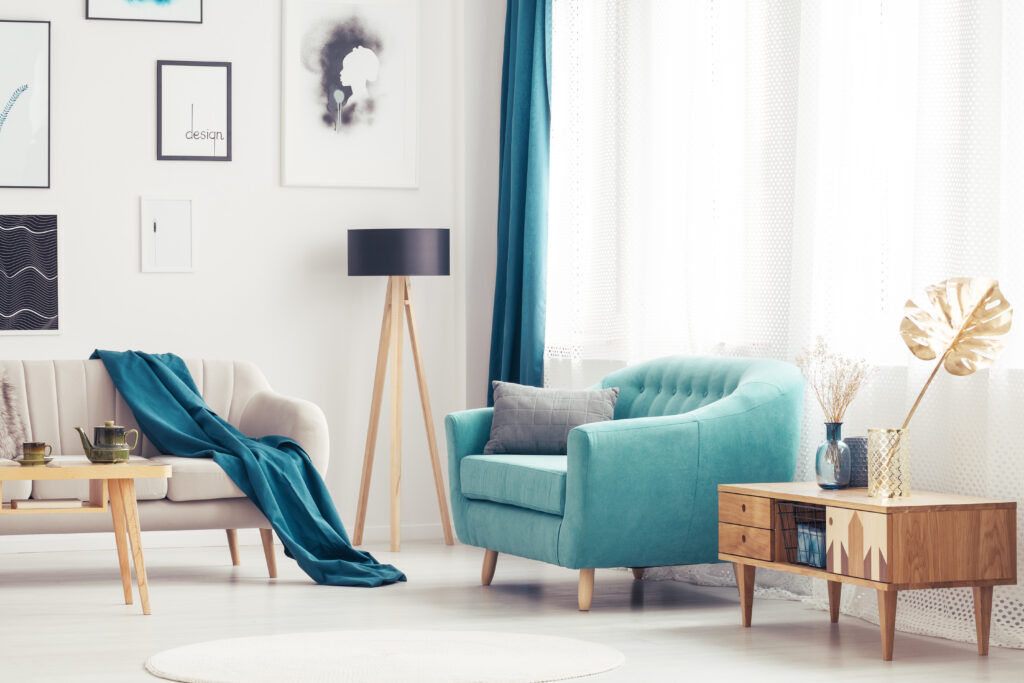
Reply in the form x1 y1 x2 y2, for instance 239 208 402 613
389 276 405 552
404 277 455 545
352 279 394 546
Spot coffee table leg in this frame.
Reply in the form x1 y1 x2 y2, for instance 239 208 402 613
107 480 133 605
973 585 993 655
877 589 898 661
120 479 152 615
733 562 755 627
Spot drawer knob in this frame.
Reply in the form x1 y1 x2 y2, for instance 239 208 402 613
741 534 746 543
741 503 747 512
829 517 833 526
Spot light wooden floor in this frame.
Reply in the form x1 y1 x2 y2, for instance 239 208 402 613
0 539 1020 682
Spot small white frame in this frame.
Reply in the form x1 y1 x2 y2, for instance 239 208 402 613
140 198 194 273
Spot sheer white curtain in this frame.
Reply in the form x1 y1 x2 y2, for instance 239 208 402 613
548 0 1024 648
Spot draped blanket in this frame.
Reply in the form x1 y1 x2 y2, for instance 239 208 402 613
92 350 405 587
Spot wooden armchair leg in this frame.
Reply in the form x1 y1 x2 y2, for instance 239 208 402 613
631 567 644 580
578 569 595 611
260 528 278 579
482 549 498 586
226 529 240 566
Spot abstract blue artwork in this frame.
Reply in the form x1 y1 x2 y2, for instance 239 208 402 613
86 0 203 23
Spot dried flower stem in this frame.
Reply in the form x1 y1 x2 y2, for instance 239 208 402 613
796 337 872 424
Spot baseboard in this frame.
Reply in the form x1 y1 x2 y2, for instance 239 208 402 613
0 523 447 554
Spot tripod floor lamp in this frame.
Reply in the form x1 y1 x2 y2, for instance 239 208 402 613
348 228 455 552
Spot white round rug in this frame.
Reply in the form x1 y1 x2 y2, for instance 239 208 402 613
145 630 625 683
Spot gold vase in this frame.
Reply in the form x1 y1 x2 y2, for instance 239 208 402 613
867 428 910 498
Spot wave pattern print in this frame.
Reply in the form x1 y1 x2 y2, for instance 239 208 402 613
0 215 57 331
0 85 29 135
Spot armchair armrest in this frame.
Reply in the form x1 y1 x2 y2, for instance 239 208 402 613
239 390 330 475
444 408 493 542
560 380 802 568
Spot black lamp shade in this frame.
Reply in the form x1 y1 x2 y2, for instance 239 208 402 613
347 229 451 276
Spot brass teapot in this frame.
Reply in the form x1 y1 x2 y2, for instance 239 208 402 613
76 420 139 463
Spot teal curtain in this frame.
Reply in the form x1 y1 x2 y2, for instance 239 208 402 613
488 0 552 405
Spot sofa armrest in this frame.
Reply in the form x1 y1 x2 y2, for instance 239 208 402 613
444 408 493 541
559 380 802 568
239 390 330 476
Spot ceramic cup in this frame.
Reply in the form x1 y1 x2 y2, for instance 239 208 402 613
22 442 52 460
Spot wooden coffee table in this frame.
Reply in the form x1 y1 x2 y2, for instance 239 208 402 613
718 482 1017 660
0 460 172 615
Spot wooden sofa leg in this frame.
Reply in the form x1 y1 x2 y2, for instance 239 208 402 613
226 529 240 566
578 569 595 611
631 567 644 580
482 549 498 586
260 528 278 579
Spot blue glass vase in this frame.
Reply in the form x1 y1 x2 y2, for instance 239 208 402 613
816 422 851 489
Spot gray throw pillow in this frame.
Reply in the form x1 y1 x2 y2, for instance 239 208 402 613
0 368 27 460
484 381 619 455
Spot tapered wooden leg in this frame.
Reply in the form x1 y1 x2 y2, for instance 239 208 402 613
733 562 755 627
578 569 595 611
877 589 898 661
481 549 498 586
225 529 240 566
389 276 405 552
260 528 278 579
353 279 394 546
631 567 644 580
107 479 133 605
973 585 993 656
827 580 842 623
119 479 151 615
404 278 455 546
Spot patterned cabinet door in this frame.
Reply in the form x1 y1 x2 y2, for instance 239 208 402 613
825 507 889 582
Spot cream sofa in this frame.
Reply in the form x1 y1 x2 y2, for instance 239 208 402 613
0 359 329 577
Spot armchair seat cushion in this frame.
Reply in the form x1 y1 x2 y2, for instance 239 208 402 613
150 455 245 502
460 454 567 516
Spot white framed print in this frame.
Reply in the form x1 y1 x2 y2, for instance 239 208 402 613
0 214 59 334
157 61 231 161
86 0 203 24
0 21 50 189
140 198 193 273
281 0 419 188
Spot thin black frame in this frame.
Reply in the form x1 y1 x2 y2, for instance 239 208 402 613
156 60 232 162
85 0 203 24
0 20 50 189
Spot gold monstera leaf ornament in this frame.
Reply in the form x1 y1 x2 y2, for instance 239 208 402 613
900 277 1012 428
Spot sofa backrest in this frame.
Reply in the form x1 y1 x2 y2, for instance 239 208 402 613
598 355 803 420
0 359 270 458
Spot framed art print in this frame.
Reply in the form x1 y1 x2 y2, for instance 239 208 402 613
0 214 58 333
86 0 203 24
157 61 231 161
140 198 193 273
281 0 419 188
0 21 50 189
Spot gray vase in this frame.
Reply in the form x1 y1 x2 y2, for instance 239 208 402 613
846 436 868 488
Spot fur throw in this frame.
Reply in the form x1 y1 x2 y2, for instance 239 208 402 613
0 368 28 459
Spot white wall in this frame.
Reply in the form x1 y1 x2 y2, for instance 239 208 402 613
0 0 501 546
462 0 505 408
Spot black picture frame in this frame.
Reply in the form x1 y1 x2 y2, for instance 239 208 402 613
0 20 50 189
156 60 232 162
85 0 203 24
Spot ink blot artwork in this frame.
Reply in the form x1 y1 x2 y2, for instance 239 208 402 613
301 16 383 131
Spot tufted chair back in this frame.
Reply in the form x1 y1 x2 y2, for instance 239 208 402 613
598 356 800 420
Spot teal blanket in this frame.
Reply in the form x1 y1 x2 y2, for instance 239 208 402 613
92 350 405 587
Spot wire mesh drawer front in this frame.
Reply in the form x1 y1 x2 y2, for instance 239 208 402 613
776 501 827 568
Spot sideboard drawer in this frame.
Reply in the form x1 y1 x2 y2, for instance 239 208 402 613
719 522 773 561
719 493 773 529
826 507 889 581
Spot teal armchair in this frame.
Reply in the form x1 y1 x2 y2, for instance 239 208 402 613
445 356 804 610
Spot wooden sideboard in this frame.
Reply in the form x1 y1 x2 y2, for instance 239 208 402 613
717 482 1017 661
